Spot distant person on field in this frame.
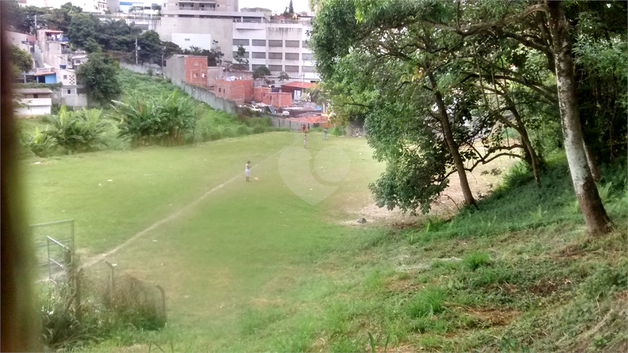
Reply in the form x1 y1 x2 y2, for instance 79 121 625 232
245 161 251 182
304 134 308 148
323 128 328 140
302 124 306 133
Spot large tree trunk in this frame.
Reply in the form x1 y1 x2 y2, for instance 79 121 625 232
428 73 477 208
546 1 611 235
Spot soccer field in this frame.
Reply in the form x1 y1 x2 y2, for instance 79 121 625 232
24 131 387 350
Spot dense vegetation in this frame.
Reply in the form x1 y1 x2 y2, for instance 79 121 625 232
311 0 627 235
17 70 277 156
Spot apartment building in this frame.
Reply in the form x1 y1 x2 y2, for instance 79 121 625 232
231 16 318 82
155 0 319 82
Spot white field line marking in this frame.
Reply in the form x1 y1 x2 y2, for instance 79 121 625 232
80 147 286 269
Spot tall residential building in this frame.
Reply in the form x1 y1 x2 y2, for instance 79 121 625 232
155 0 319 82
231 16 319 82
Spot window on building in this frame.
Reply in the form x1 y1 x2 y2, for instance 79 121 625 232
252 39 266 46
302 40 309 48
268 65 282 72
63 75 67 79
302 66 315 73
252 52 266 59
194 73 199 78
252 64 265 71
302 53 313 61
67 90 71 94
269 40 282 47
185 38 191 41
233 39 249 46
234 51 249 58
269 52 282 60
218 88 221 93
285 53 299 60
33 94 38 98
285 40 299 48
285 65 299 73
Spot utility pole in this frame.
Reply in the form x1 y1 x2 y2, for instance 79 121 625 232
34 14 37 33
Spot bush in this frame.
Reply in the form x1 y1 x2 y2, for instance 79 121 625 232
113 90 197 147
44 106 108 154
20 126 55 157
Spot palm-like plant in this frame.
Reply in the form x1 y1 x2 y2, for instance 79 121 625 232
113 90 197 147
44 106 107 154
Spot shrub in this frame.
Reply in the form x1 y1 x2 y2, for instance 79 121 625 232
20 126 55 157
44 106 107 154
113 90 197 147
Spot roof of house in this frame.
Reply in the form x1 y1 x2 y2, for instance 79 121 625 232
32 72 56 76
281 81 317 89
14 88 53 94
286 115 327 124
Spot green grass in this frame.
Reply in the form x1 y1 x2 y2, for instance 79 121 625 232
23 114 627 351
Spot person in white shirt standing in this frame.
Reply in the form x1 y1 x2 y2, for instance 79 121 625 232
245 161 251 182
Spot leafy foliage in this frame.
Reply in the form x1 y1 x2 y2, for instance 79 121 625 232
113 90 197 147
76 53 121 105
9 44 33 76
66 13 101 53
253 65 271 80
43 106 108 154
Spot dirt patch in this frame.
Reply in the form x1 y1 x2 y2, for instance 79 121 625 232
386 275 422 292
529 277 572 296
464 306 520 326
376 343 417 353
342 153 517 226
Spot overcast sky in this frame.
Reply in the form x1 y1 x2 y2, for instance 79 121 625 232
238 0 311 14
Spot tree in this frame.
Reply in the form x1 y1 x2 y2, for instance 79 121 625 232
7 3 48 34
76 53 121 106
46 2 82 32
253 65 271 80
278 71 290 82
232 45 249 70
9 45 33 77
66 13 100 53
546 1 612 234
98 19 140 52
138 30 162 64
312 0 482 211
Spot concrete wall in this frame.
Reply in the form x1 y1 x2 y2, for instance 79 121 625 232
120 62 163 75
176 82 237 114
14 98 52 116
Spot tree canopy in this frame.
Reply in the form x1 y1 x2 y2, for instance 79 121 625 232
311 0 626 234
76 53 121 105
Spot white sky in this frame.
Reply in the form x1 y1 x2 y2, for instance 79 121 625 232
238 0 311 14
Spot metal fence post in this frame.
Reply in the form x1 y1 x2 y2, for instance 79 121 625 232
104 261 115 300
156 285 166 322
47 237 52 281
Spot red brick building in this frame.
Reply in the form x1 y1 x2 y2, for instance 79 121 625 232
215 79 254 104
164 55 208 87
254 87 292 107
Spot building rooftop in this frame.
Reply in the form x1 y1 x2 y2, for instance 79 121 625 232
14 88 54 94
281 81 316 89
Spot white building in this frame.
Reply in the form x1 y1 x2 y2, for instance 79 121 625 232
231 16 318 82
14 88 53 116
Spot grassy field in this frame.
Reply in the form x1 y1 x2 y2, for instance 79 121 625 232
24 128 627 351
